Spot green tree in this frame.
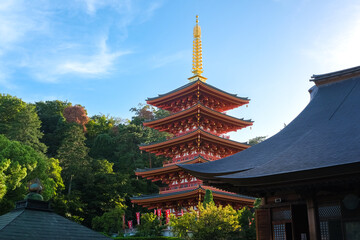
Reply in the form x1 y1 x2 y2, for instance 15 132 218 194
35 100 71 157
170 211 197 240
0 134 63 214
237 207 256 240
171 204 240 240
56 123 89 191
203 189 214 208
248 136 267 146
0 94 47 153
92 205 126 235
136 213 166 237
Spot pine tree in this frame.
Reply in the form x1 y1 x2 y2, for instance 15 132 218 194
203 189 214 208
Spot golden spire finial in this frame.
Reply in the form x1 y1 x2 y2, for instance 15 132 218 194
189 15 207 82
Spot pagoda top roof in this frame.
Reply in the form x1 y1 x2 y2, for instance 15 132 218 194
139 128 249 149
179 66 360 188
146 80 249 102
131 185 254 201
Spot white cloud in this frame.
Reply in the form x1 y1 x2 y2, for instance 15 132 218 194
79 0 132 15
0 0 162 87
57 37 131 75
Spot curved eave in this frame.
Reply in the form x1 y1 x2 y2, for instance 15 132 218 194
214 162 360 188
147 80 249 107
131 186 254 204
135 157 209 178
143 103 253 131
139 128 250 152
179 73 360 190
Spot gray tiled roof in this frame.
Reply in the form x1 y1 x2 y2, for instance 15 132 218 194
0 199 111 240
179 68 360 185
311 65 360 82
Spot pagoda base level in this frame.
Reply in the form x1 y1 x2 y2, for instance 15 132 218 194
131 185 255 216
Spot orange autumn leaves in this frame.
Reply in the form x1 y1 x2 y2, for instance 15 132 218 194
63 105 89 131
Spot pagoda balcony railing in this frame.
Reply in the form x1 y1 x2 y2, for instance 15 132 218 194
174 127 230 139
159 182 201 193
163 153 221 166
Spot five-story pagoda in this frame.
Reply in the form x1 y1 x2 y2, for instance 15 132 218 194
131 16 254 216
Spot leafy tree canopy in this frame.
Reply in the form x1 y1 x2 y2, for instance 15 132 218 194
171 203 240 240
248 136 267 146
0 94 47 153
92 205 126 236
0 134 63 214
136 213 166 237
35 100 71 157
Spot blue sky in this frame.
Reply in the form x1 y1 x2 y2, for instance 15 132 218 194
1 0 360 142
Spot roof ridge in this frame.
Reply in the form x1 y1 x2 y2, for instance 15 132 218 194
0 209 25 232
311 65 360 82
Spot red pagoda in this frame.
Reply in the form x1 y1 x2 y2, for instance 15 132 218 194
131 16 254 216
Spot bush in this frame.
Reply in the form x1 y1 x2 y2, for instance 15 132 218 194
170 203 240 240
113 237 180 240
92 206 126 235
135 213 166 237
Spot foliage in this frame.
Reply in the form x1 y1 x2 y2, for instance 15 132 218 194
56 123 89 188
0 134 63 214
92 205 126 235
63 105 89 131
136 213 166 237
248 136 267 146
203 189 214 208
170 211 197 240
0 94 47 153
253 198 261 209
114 237 181 240
171 203 240 240
35 100 71 157
237 207 256 240
0 98 185 232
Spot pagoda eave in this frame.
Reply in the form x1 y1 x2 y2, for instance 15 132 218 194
139 129 249 152
131 186 254 209
135 157 209 180
143 103 253 134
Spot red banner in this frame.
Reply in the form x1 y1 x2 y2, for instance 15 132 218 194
181 209 184 216
136 212 140 225
122 215 125 230
157 208 162 218
128 220 133 229
154 209 157 215
165 209 170 224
